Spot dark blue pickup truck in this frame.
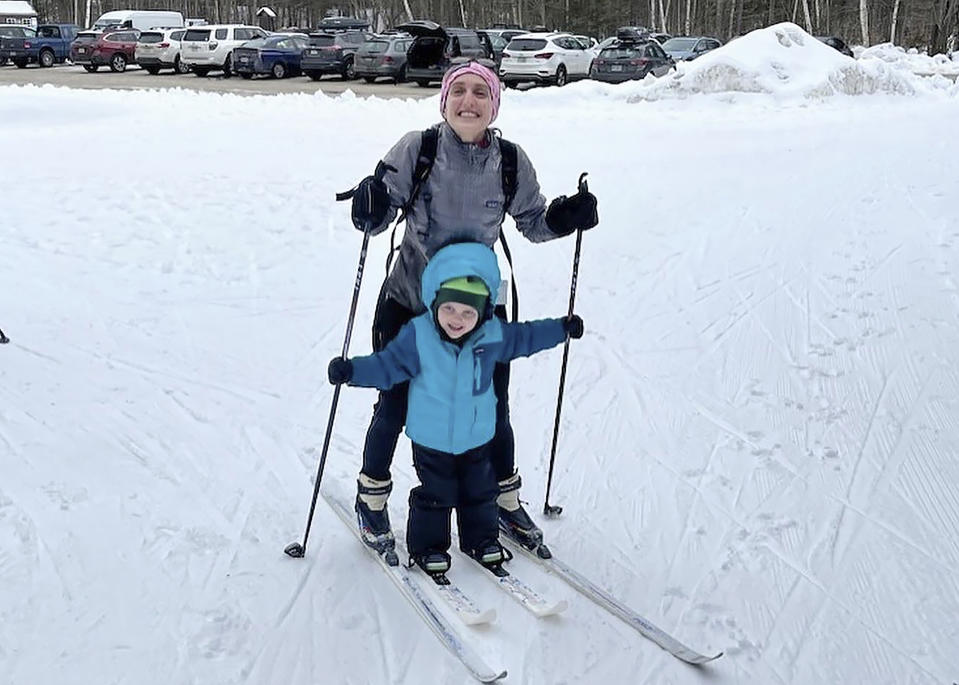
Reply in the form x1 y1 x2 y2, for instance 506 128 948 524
0 23 78 68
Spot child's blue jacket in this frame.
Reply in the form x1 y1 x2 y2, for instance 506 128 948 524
348 242 567 455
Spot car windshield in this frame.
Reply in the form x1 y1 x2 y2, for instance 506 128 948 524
506 38 547 51
600 47 643 58
241 38 269 48
183 29 210 41
94 19 122 29
360 40 388 53
75 31 99 41
138 32 164 43
662 37 697 50
309 35 335 46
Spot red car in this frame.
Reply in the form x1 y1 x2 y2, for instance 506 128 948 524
70 29 140 72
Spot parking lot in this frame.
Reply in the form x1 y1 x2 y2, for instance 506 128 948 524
0 63 437 97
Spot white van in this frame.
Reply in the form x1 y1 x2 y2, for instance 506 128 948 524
92 10 184 32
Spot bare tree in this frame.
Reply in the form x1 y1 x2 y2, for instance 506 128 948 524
859 0 870 44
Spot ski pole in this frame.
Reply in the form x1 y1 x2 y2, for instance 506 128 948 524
284 162 392 559
543 172 590 518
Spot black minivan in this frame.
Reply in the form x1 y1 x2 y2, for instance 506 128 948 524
397 21 493 86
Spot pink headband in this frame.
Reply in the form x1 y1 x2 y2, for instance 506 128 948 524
440 61 501 124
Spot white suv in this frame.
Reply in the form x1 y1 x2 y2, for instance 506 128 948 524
180 24 267 77
135 28 189 74
499 32 594 88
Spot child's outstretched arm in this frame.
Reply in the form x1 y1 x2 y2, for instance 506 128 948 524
327 322 421 390
497 315 584 363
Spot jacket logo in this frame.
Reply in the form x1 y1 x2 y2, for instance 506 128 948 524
485 200 500 209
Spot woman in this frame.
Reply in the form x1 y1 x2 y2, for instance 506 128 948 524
348 60 598 558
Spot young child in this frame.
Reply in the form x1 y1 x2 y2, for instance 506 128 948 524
327 242 584 579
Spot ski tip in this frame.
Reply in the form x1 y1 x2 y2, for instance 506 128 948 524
480 669 508 683
463 608 497 626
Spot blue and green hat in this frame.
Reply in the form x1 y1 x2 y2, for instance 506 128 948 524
433 275 490 315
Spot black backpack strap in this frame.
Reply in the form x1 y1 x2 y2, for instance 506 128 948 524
386 125 440 278
498 138 518 213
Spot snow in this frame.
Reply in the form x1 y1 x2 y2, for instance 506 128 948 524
2 22 959 685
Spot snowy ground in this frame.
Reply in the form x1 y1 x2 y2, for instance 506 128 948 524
2 24 959 685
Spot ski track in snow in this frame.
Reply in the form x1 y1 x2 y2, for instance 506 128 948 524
1 85 959 684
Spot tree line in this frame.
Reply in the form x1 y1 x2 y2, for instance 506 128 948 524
33 0 958 54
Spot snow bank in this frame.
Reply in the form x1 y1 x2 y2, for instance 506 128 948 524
623 23 956 101
857 41 959 78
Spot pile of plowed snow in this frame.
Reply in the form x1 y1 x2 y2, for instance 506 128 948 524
625 22 957 101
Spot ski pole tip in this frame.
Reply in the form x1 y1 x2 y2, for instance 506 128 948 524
284 542 306 558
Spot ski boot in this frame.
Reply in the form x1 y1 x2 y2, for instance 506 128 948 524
497 471 552 559
464 540 511 578
355 473 398 566
410 550 452 585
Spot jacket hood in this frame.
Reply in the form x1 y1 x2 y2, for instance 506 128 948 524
421 242 501 310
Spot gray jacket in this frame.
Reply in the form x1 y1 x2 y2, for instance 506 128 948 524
372 123 558 313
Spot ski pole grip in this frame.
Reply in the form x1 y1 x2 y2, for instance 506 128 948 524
577 172 589 194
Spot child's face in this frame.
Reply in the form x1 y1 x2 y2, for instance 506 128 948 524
437 301 480 340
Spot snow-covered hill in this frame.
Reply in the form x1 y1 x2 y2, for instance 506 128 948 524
2 24 958 685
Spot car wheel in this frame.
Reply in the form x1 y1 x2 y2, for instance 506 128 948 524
415 79 430 87
271 62 286 79
395 65 406 84
83 64 98 72
39 49 55 68
240 72 253 79
363 75 376 83
144 66 160 75
109 53 127 72
307 71 321 81
342 56 355 80
222 53 232 77
13 58 28 68
0 57 7 66
555 64 567 87
174 55 190 74
193 67 209 77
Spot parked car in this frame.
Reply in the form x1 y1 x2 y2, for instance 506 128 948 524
233 34 309 79
0 23 77 68
482 32 510 67
661 36 722 61
816 35 854 57
135 28 189 74
590 39 674 83
397 21 492 86
70 29 140 72
650 32 672 44
179 24 267 77
0 25 35 66
300 30 368 80
573 34 600 56
353 34 412 83
499 32 593 88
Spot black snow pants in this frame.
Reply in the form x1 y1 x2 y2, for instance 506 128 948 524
407 441 500 556
359 283 516 482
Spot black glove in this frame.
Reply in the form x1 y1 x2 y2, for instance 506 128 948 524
327 357 353 385
563 315 584 339
546 190 598 237
351 173 391 232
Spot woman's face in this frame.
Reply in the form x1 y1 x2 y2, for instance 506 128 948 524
443 73 493 143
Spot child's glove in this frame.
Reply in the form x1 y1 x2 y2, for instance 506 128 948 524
328 358 353 385
563 315 584 339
